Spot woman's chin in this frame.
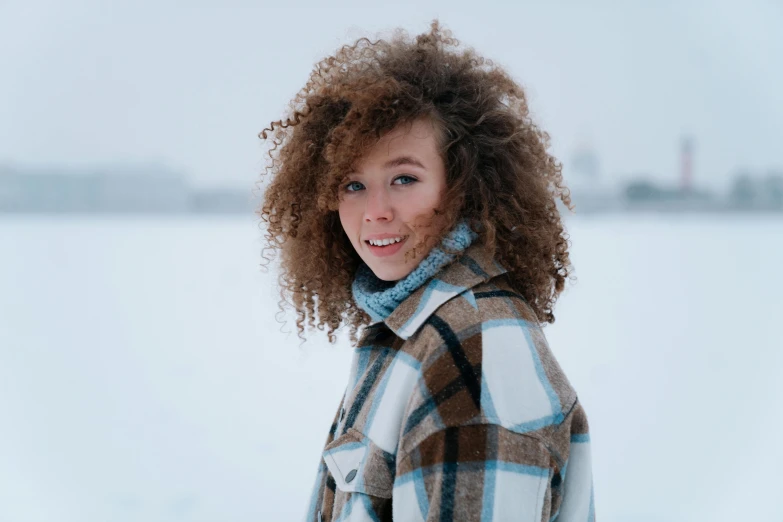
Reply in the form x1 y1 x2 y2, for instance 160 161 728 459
365 261 415 282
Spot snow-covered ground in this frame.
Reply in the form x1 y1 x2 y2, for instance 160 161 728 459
1 215 781 521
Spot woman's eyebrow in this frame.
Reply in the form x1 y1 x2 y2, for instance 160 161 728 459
382 156 426 170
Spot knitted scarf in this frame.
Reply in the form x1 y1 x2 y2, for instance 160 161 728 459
352 220 478 323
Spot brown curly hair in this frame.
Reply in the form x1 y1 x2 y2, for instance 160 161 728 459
257 21 574 343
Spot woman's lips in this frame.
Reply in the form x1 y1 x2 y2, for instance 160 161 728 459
366 236 407 257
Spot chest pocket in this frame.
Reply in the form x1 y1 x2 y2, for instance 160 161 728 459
322 427 395 499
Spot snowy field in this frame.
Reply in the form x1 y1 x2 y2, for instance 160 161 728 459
0 214 781 522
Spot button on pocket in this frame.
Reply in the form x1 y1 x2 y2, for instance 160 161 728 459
322 427 394 499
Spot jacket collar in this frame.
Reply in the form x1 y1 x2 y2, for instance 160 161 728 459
376 242 507 340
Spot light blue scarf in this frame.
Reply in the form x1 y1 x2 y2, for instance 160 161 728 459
352 220 478 323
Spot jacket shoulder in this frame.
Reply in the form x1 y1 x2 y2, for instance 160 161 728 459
399 277 580 454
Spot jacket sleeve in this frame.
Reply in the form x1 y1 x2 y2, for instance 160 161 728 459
393 421 595 521
392 297 596 520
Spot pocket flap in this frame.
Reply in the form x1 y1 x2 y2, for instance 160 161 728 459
323 427 394 499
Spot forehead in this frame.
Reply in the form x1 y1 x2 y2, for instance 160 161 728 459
356 118 443 169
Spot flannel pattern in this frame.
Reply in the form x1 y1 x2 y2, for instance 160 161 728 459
306 243 596 521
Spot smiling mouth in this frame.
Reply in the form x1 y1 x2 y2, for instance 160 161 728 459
364 235 409 256
364 235 409 247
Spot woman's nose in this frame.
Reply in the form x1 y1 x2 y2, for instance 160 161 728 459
363 189 393 222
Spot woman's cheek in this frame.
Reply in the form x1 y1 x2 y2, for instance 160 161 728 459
337 203 356 237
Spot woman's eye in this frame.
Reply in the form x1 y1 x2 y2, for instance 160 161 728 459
393 175 417 185
345 181 364 192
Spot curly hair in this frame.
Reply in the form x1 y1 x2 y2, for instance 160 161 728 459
257 20 574 343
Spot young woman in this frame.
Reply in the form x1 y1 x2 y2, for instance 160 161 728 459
259 21 595 522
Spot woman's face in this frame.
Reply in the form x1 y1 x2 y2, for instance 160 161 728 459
338 118 448 281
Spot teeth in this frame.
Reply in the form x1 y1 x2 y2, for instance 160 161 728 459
369 237 404 246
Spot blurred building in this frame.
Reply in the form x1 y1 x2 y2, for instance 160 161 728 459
622 177 715 212
191 188 257 214
0 163 256 214
564 143 620 213
729 169 783 210
680 136 694 193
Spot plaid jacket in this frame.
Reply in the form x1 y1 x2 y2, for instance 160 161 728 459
305 243 596 521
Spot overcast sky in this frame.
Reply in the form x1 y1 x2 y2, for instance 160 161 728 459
1 0 781 191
